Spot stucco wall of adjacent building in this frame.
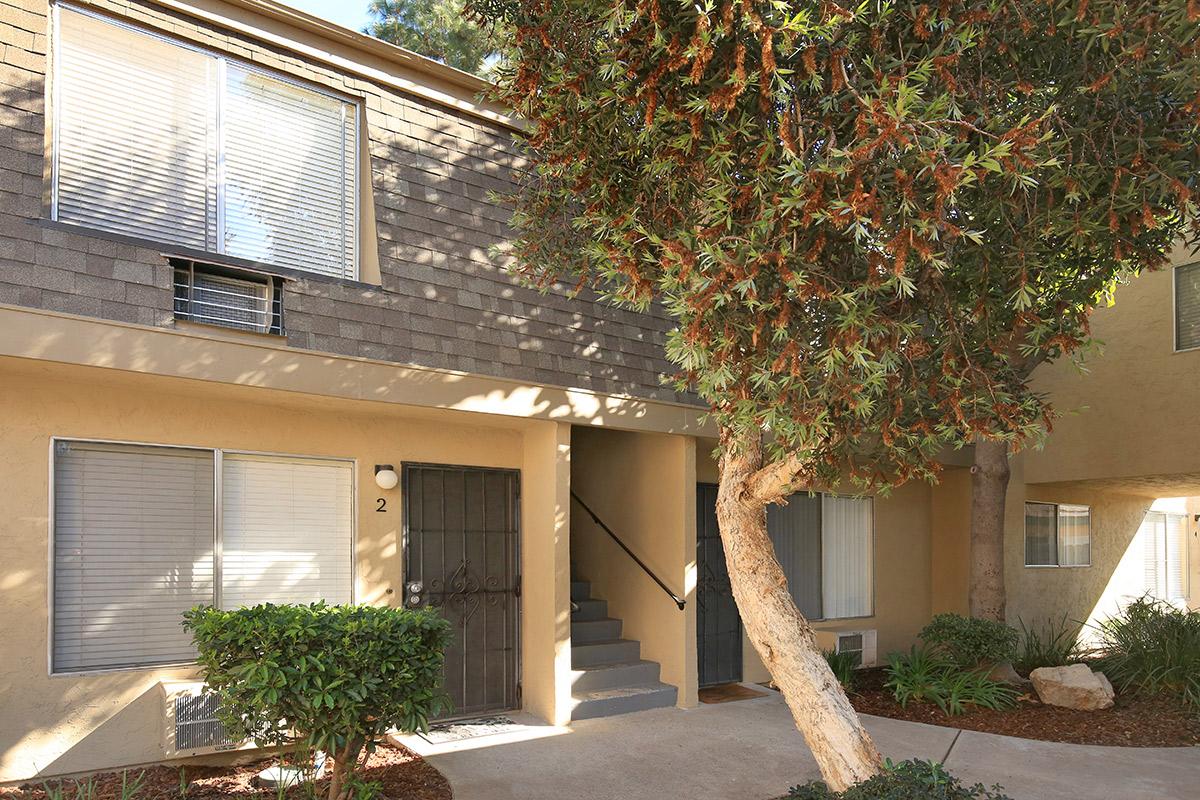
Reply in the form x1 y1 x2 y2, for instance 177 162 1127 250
0 356 575 782
1025 256 1200 485
0 0 684 403
569 427 698 708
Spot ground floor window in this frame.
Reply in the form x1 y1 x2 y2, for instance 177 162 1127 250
52 440 353 673
766 494 873 620
1138 511 1188 602
1024 502 1091 567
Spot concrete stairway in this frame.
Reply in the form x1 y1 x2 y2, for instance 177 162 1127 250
569 579 678 720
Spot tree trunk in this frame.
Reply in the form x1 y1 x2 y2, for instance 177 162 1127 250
969 438 1010 622
717 431 883 792
326 738 364 800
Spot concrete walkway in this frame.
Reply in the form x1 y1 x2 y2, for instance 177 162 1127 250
398 690 1199 800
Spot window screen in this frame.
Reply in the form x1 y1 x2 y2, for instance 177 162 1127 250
54 6 358 279
53 442 214 672
1175 263 1200 351
220 455 353 608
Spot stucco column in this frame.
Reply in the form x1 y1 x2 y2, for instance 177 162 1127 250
519 420 573 725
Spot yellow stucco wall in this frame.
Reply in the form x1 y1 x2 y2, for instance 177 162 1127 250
569 427 698 708
1025 258 1200 485
0 357 574 782
929 467 972 616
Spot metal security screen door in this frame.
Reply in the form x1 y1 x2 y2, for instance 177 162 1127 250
402 465 521 718
696 483 743 687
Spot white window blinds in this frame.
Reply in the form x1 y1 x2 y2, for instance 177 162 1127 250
53 6 358 279
821 495 874 619
1140 511 1188 601
55 8 215 249
222 65 357 278
220 455 353 608
53 442 214 672
1175 263 1200 351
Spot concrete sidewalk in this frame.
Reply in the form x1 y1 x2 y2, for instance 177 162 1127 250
399 690 1199 800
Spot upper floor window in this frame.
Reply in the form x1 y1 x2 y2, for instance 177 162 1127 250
1025 502 1091 567
52 5 359 280
1175 263 1200 351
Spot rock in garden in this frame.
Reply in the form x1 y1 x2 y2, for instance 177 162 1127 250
1029 664 1115 711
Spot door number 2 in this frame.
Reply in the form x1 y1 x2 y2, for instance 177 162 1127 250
376 498 388 512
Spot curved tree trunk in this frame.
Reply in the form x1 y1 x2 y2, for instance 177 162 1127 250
969 438 1010 622
717 431 883 792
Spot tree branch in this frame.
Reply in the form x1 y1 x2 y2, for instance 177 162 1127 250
742 451 807 505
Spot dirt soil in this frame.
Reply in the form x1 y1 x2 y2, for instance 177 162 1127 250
848 667 1200 747
0 743 451 800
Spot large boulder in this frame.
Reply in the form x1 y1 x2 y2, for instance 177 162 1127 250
1029 664 1115 711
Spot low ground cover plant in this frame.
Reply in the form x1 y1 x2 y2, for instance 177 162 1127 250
183 602 452 800
885 648 1017 716
1013 616 1084 676
823 649 858 692
918 614 1018 669
787 760 1011 800
1091 598 1200 709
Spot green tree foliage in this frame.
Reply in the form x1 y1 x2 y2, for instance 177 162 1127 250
366 0 501 75
183 603 452 800
471 0 1200 492
466 0 1200 787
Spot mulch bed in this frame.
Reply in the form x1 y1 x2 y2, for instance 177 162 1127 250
848 667 1200 747
0 743 451 800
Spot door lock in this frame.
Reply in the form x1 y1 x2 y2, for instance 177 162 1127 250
406 581 424 607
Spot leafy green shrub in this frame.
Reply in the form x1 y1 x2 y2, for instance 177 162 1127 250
183 602 452 800
1090 597 1200 709
919 613 1018 668
885 647 1017 715
786 759 1011 799
1013 616 1083 676
823 649 858 692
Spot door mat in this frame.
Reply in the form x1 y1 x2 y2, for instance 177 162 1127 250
418 716 520 744
698 683 769 704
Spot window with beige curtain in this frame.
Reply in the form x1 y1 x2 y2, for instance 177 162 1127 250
767 493 874 620
1024 502 1091 567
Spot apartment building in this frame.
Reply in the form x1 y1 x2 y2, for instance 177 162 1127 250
0 0 1194 784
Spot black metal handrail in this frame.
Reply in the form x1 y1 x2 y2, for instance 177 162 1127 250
570 490 686 610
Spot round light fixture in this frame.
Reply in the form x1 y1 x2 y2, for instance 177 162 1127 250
374 464 399 490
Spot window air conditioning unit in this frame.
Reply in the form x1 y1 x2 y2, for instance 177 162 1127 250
161 681 252 759
834 630 878 668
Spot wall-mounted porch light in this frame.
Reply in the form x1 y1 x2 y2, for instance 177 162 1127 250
374 464 399 490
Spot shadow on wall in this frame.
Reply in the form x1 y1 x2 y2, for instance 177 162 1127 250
1012 490 1197 646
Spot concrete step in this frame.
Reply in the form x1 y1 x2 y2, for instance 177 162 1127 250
571 659 662 693
571 639 640 668
570 682 678 721
571 617 622 644
571 598 608 621
570 580 591 602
